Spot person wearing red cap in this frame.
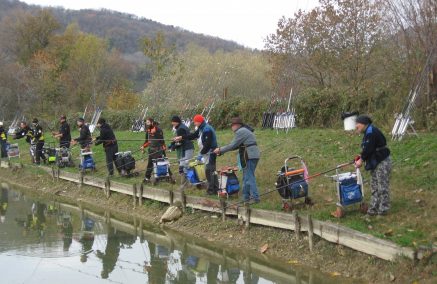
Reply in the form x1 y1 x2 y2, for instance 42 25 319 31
174 114 219 195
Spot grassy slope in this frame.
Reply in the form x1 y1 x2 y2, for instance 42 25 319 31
8 127 437 247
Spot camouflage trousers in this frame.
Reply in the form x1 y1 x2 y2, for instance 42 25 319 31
368 156 392 215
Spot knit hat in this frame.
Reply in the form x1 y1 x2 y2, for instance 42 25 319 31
355 115 372 125
32 118 38 124
171 115 182 123
97 118 106 125
193 114 205 124
77 117 85 122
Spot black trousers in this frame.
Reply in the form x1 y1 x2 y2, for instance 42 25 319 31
0 141 7 158
60 141 70 149
35 141 46 164
205 153 219 193
105 144 118 175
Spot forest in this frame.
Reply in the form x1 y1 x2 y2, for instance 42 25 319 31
0 0 436 130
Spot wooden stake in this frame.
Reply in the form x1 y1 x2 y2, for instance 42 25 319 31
133 216 138 237
180 188 187 212
220 198 226 222
308 214 314 252
292 210 301 240
105 177 111 198
169 189 174 205
79 171 84 186
138 183 144 207
132 184 137 208
244 203 251 229
139 219 144 242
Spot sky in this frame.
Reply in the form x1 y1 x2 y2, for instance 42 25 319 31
21 0 320 49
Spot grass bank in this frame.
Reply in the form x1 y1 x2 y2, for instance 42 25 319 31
8 127 437 249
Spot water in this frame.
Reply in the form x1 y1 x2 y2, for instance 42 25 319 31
0 185 353 284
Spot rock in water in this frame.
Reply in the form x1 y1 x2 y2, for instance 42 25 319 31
160 203 183 223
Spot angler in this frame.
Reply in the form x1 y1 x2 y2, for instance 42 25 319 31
168 115 194 177
141 118 171 183
72 118 92 149
52 115 71 148
354 115 392 216
0 122 7 159
31 118 47 165
175 114 219 195
214 117 260 203
94 118 118 176
13 121 32 143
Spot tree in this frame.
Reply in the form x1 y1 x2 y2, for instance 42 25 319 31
7 9 59 65
265 0 388 113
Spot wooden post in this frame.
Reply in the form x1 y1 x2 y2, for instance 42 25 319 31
220 198 226 222
309 271 314 284
180 188 187 212
296 270 302 284
308 214 314 252
79 171 84 186
104 210 111 224
169 189 174 205
138 183 144 207
105 177 111 198
56 168 60 182
132 184 137 208
244 203 251 229
292 210 301 240
133 216 138 237
139 219 144 242
51 166 55 181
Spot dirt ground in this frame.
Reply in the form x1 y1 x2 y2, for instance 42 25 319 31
0 167 435 283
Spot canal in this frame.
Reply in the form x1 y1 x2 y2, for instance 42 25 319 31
0 184 356 283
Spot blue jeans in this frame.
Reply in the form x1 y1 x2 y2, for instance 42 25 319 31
242 159 259 202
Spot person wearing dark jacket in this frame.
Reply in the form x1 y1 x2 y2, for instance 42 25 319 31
175 114 219 195
14 122 33 144
72 118 92 149
168 115 194 175
141 118 170 182
214 117 261 203
52 115 71 148
354 115 392 216
0 122 7 159
94 118 118 176
31 118 46 165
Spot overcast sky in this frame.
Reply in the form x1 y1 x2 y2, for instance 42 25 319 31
21 0 320 49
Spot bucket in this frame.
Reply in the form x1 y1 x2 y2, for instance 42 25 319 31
341 112 358 131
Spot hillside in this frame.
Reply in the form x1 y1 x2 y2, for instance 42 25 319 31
0 0 245 54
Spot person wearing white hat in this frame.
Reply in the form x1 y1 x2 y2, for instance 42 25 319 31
0 121 8 159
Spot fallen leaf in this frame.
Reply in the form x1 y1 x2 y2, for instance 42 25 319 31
288 260 299 265
384 229 393 236
368 225 373 230
260 243 269 254
330 272 341 277
325 198 334 202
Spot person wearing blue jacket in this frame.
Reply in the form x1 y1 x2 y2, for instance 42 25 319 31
354 115 392 216
174 114 219 195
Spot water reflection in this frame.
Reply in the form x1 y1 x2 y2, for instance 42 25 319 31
0 185 351 284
